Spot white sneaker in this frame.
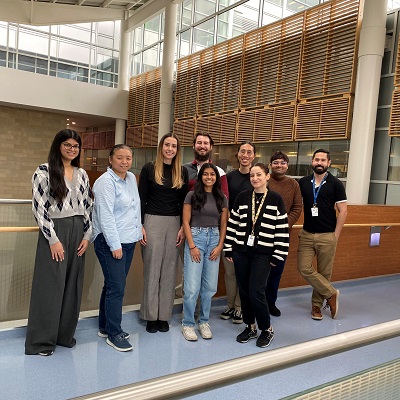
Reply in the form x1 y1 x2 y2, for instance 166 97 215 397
198 323 213 339
182 325 198 341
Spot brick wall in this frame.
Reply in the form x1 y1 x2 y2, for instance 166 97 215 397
0 106 67 199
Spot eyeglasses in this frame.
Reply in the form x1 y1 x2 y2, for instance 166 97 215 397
271 161 287 166
62 142 80 151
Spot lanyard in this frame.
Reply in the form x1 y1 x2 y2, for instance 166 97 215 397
251 190 267 233
312 173 327 205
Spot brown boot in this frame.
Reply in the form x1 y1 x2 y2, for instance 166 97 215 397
311 305 323 320
325 289 340 319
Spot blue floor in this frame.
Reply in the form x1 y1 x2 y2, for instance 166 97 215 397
1 275 399 400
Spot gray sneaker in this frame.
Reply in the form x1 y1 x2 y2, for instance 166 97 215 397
198 323 212 339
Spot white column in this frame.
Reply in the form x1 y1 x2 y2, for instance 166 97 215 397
346 0 387 204
115 17 131 145
115 118 126 144
158 1 178 142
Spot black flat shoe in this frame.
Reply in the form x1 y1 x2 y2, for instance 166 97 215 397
146 320 158 333
38 349 54 356
269 304 281 317
157 320 169 332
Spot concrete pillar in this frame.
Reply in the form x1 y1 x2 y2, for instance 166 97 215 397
346 0 387 204
115 118 126 144
158 1 178 142
116 16 130 145
119 17 131 91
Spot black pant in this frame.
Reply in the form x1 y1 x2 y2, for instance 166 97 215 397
233 249 271 331
25 216 85 355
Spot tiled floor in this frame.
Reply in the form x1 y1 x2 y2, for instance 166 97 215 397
0 275 399 400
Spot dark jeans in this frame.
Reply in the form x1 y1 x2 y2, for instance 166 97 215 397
94 234 136 337
233 249 271 331
265 259 285 306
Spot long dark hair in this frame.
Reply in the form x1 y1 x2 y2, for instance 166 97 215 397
48 129 82 203
192 163 224 213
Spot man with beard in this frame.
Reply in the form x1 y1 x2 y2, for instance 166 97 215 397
184 133 229 197
297 149 347 321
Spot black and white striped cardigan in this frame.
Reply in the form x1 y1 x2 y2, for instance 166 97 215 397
224 189 289 263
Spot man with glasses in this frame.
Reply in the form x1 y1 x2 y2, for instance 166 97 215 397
266 151 302 317
297 149 347 320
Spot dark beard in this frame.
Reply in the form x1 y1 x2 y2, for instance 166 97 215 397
194 150 211 162
312 165 328 175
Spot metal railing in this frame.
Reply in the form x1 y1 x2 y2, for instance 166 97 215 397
73 320 400 400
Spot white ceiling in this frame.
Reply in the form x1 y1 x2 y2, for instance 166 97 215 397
21 0 151 12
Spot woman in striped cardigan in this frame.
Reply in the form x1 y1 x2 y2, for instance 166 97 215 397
224 162 289 348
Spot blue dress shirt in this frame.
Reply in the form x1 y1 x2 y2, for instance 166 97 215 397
92 167 142 251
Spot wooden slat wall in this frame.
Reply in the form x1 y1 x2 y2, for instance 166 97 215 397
81 131 115 150
128 68 161 147
128 0 361 147
389 21 400 136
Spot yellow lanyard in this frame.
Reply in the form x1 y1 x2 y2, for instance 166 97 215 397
251 190 267 234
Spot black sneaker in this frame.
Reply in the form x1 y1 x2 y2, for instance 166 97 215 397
98 330 130 339
256 327 274 348
220 308 235 320
236 325 258 343
106 333 133 352
269 304 281 317
232 309 243 324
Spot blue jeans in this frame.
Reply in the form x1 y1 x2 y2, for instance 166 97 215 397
183 227 220 327
94 233 136 337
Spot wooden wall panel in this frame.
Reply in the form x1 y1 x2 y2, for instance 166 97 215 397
171 0 360 146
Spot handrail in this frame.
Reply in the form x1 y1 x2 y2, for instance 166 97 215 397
2 223 400 233
0 199 31 204
73 320 400 400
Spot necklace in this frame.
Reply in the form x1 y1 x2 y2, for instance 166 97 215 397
255 192 264 205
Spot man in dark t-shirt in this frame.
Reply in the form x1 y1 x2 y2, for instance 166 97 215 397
298 149 347 321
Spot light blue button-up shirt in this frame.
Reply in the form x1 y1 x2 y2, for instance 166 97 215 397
92 167 142 251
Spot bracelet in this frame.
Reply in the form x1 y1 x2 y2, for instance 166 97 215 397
189 246 196 250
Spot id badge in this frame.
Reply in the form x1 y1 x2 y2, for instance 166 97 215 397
311 206 319 217
247 234 255 246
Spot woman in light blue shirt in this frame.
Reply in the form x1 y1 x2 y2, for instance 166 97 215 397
92 144 142 352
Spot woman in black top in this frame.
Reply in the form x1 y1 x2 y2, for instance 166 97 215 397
139 133 188 333
224 163 289 348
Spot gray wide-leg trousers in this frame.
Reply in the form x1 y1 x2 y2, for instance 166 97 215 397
25 216 85 355
140 214 180 322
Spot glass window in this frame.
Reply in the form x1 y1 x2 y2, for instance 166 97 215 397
18 54 36 72
297 140 350 178
0 23 7 47
388 137 400 181
179 29 191 57
59 24 91 43
142 45 158 72
59 39 90 64
97 21 114 37
194 0 216 23
18 29 49 56
263 0 283 20
217 11 230 43
193 18 215 52
8 25 17 49
132 53 142 75
0 50 6 67
219 0 247 11
144 15 160 47
134 27 143 53
230 3 259 36
182 0 193 30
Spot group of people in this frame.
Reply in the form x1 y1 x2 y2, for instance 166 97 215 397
24 128 347 356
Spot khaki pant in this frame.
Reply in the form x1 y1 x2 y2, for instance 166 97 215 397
297 229 338 308
222 257 241 311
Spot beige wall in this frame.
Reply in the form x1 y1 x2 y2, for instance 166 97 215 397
0 105 67 199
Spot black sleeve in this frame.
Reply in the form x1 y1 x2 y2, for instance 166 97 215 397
138 163 151 225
